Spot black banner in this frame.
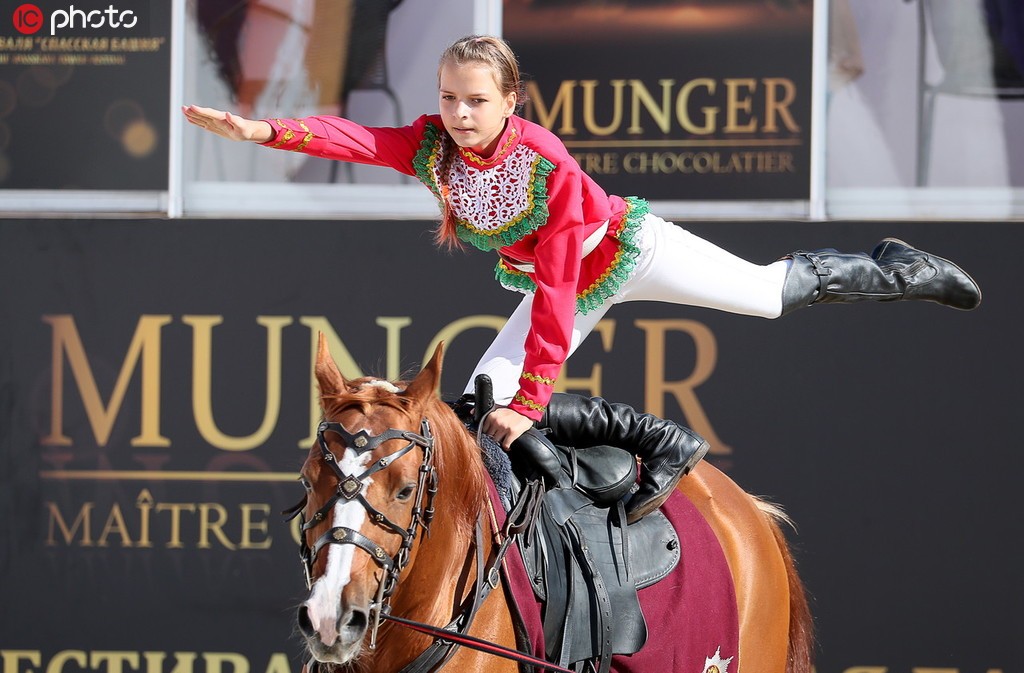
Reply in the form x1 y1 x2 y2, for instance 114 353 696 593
504 0 813 201
0 0 170 190
0 217 1020 673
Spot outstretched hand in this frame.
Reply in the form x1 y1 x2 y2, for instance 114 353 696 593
482 407 535 451
181 104 274 143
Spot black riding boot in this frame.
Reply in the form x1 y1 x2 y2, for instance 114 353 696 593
781 238 982 314
540 393 709 524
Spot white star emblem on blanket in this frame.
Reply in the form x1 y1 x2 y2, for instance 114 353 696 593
702 646 735 673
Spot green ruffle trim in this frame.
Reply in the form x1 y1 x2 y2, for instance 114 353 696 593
412 122 445 205
495 196 649 315
456 154 556 252
495 258 538 295
576 196 647 313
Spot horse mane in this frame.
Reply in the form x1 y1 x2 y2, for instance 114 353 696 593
422 394 491 537
320 378 489 542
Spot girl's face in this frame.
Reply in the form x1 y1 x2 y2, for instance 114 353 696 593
438 61 517 157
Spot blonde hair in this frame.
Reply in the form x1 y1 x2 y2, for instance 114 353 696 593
433 35 527 249
437 35 525 105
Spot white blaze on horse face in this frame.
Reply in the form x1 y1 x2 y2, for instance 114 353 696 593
306 446 375 645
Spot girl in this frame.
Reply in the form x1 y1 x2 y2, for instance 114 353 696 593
183 34 980 517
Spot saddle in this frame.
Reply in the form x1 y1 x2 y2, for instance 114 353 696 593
469 403 680 673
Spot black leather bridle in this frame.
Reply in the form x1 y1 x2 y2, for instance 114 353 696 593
284 417 438 642
284 413 572 673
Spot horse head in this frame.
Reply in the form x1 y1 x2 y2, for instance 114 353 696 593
292 333 487 668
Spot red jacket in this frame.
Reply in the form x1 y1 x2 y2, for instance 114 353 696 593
262 113 646 420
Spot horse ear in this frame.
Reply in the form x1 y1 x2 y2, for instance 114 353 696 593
404 341 444 403
315 332 348 399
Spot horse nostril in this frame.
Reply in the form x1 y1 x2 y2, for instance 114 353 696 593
342 608 368 636
297 605 315 637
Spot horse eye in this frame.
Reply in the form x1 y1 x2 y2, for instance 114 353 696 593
300 477 312 492
396 484 417 501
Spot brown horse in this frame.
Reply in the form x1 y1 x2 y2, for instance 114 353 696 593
290 334 813 673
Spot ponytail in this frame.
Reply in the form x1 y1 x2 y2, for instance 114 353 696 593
433 132 462 250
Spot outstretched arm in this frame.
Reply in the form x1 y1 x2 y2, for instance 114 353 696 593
183 106 426 175
181 104 274 143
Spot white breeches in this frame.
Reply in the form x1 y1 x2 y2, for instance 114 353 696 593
465 214 791 404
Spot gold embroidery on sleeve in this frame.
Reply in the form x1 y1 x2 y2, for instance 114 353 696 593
513 393 546 412
521 371 557 386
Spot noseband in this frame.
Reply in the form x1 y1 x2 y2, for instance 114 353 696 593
284 417 438 641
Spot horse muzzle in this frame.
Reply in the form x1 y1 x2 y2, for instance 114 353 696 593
297 602 369 664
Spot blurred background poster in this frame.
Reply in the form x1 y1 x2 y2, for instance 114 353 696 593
185 0 471 187
0 1 170 190
504 0 814 201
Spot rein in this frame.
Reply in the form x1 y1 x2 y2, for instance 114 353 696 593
381 612 572 673
285 414 571 673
